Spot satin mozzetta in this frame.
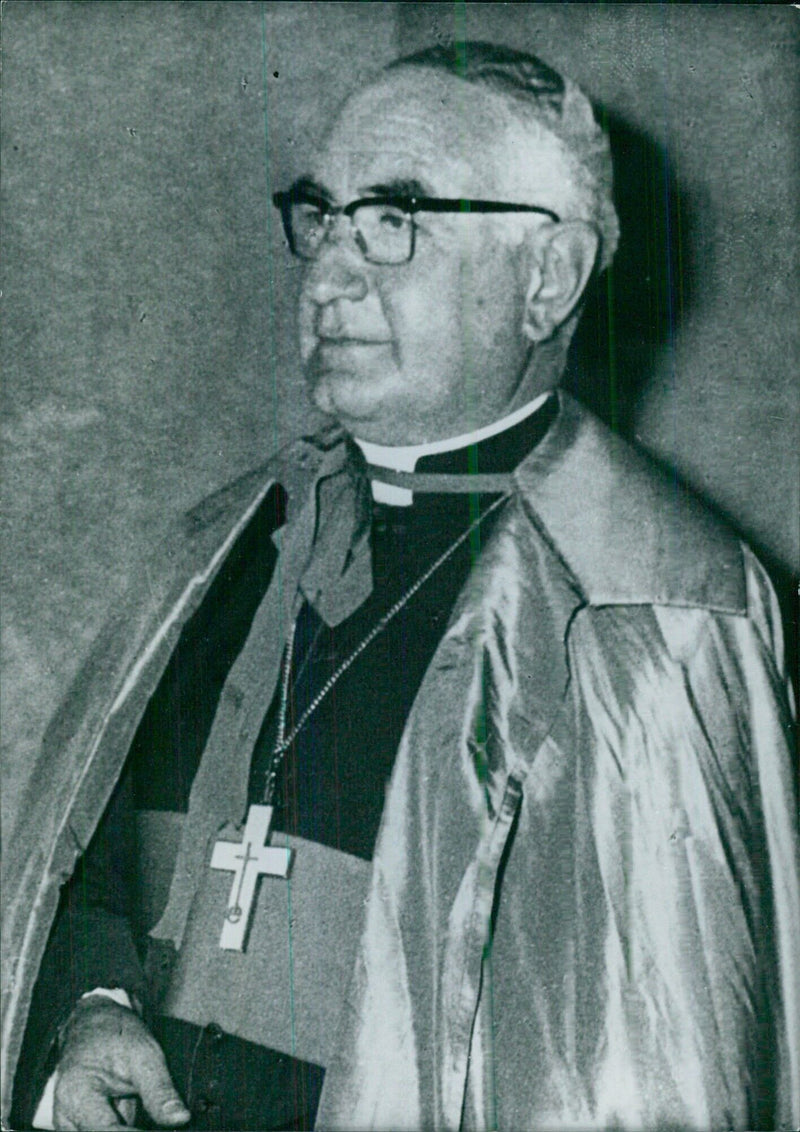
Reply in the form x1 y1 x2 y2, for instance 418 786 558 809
316 396 800 1130
3 394 798 1130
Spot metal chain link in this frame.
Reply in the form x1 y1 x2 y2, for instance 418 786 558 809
263 490 511 805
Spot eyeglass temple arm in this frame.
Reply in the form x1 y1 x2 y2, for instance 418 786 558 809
412 198 560 222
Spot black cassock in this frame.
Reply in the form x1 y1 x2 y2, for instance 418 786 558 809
14 403 554 1131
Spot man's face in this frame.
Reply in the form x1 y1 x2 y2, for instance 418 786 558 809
298 68 564 445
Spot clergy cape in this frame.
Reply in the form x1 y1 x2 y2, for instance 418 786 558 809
3 392 799 1129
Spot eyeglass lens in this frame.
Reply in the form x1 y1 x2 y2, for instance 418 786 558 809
290 201 412 265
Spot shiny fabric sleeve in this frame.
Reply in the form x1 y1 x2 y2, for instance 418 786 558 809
558 547 799 1130
9 769 146 1128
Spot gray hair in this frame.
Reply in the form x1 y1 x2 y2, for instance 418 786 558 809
386 42 619 272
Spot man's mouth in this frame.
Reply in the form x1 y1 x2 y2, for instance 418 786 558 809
317 336 390 347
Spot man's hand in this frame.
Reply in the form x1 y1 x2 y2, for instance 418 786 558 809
52 997 190 1131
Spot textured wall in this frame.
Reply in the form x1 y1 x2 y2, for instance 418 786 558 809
399 4 799 581
1 1 399 832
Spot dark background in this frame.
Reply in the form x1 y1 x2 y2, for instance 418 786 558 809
2 2 798 833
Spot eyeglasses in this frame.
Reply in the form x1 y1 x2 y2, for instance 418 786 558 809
272 188 560 266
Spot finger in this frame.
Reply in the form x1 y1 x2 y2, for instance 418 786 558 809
54 1075 127 1131
131 1047 190 1126
112 1095 137 1125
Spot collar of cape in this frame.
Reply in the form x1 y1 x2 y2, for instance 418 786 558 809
283 388 746 615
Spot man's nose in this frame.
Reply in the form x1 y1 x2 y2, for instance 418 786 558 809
303 222 369 306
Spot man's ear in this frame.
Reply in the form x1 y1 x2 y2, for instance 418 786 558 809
522 221 600 343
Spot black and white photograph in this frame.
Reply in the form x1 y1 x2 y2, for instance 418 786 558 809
2 4 798 1130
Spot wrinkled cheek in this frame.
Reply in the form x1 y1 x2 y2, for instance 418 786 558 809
454 299 493 358
459 268 518 360
385 281 452 365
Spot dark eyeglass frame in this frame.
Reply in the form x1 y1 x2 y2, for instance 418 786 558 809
272 189 561 265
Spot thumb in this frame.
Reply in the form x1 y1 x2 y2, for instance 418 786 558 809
130 1045 190 1126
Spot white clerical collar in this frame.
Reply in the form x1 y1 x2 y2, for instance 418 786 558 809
353 392 551 505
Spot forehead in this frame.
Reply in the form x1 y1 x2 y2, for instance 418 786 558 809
310 68 571 204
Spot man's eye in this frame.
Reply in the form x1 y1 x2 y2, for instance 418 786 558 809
375 206 407 230
296 202 326 225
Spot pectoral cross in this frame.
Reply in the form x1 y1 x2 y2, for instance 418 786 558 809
210 804 292 951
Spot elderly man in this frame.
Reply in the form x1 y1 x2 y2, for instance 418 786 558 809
10 41 799 1132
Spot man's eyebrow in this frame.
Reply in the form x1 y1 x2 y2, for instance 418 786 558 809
361 177 434 200
289 176 332 200
287 175 435 202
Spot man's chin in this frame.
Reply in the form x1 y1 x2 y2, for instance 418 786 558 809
305 359 387 426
